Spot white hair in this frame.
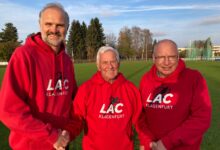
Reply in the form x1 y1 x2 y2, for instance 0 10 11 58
96 46 120 64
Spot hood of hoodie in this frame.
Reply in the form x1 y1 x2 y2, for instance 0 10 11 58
149 58 186 83
26 32 65 54
91 71 127 88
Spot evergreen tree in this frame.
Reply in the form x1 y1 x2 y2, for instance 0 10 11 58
67 20 81 58
86 17 105 60
93 18 105 51
79 22 87 59
0 22 20 61
0 23 18 42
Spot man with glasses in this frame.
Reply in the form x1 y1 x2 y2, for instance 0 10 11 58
138 39 212 150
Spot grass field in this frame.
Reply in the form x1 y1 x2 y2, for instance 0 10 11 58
0 60 220 149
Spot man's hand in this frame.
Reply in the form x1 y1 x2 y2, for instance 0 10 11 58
151 140 167 150
150 142 157 149
139 145 144 150
140 142 156 150
156 140 166 150
53 130 70 150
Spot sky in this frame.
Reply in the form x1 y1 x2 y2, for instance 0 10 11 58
0 0 220 47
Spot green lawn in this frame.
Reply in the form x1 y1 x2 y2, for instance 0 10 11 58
0 60 219 149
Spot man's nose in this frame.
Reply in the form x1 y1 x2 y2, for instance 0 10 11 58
164 57 170 65
50 25 58 33
107 62 114 68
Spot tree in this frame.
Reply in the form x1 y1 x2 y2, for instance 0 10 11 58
179 49 187 58
0 23 18 42
105 33 117 48
86 17 105 60
67 20 87 60
79 22 87 59
0 41 19 61
67 20 81 58
117 27 134 59
131 26 142 58
141 29 152 60
0 22 21 61
118 26 153 59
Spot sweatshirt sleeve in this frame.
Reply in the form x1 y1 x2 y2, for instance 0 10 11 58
0 50 58 145
131 85 143 124
135 78 154 150
136 109 154 150
161 72 212 149
63 111 83 140
65 84 88 139
72 84 88 119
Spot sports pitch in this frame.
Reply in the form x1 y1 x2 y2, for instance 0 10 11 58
0 60 219 149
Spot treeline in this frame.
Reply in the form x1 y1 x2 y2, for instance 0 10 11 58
0 17 154 61
0 17 215 61
65 17 155 61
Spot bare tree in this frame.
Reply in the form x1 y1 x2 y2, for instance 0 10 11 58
130 27 153 59
131 26 142 58
105 33 117 48
141 29 152 60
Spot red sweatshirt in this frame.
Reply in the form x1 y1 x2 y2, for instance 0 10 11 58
139 59 212 150
0 33 78 150
71 71 142 150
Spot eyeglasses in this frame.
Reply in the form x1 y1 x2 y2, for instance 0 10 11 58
154 55 178 62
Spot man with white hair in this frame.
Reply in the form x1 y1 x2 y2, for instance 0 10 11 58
68 46 142 150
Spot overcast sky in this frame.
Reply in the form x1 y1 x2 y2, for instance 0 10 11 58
0 0 220 47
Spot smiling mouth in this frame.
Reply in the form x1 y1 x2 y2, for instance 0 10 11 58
48 34 60 39
162 66 171 69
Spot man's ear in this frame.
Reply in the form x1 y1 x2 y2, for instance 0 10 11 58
97 63 100 71
152 54 155 63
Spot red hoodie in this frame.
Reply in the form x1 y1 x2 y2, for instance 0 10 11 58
0 33 78 150
139 59 212 150
71 71 142 150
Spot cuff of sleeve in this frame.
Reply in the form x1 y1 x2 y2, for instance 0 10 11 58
63 115 83 140
139 137 151 150
161 136 173 150
47 129 59 145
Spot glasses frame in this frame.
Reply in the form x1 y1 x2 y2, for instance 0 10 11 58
154 55 179 62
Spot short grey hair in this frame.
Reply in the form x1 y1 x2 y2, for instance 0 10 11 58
96 46 120 64
39 2 69 26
